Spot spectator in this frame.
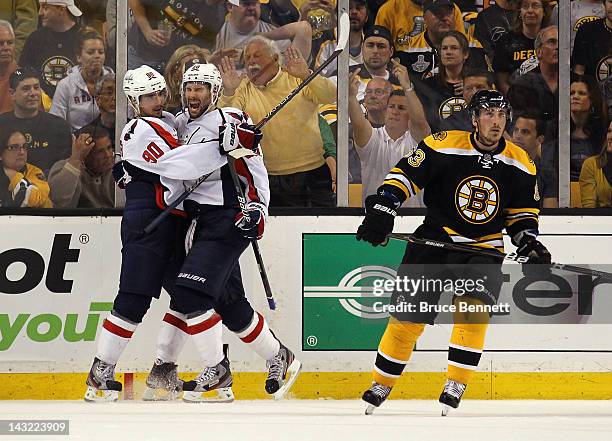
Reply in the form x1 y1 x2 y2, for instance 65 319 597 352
512 112 558 207
163 45 211 114
19 0 83 98
128 0 227 72
375 0 465 49
507 25 558 141
572 0 612 82
90 73 116 144
0 128 53 208
215 0 312 62
0 0 38 60
474 0 519 61
0 21 18 114
395 0 486 83
349 60 430 206
440 68 494 131
550 0 604 50
219 37 337 207
50 28 114 131
416 30 469 132
579 120 612 207
0 68 72 174
363 77 393 127
105 0 118 70
48 124 114 208
492 0 552 94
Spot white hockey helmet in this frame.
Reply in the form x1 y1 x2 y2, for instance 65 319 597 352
181 63 223 115
123 65 168 116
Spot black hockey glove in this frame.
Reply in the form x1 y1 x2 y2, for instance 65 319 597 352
515 231 552 277
112 161 130 189
356 191 400 246
235 202 266 240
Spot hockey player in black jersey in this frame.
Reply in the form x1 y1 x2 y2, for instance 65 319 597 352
357 90 552 415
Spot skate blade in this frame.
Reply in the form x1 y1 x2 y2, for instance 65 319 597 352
142 387 181 401
273 359 302 401
365 404 376 415
84 386 119 403
183 387 235 403
441 404 451 416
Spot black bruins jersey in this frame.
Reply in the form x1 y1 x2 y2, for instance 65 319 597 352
380 130 539 252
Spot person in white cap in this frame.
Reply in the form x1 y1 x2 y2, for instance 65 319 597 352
19 0 82 98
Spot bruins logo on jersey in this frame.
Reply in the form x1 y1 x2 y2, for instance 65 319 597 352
405 148 425 167
455 175 499 224
439 97 466 119
432 131 447 141
574 15 601 31
42 56 73 88
596 56 612 82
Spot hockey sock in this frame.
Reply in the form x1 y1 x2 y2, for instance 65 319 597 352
373 318 425 388
235 311 280 360
155 309 190 363
187 310 224 367
96 311 139 365
447 298 489 385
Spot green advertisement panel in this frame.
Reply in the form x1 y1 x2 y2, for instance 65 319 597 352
302 233 405 350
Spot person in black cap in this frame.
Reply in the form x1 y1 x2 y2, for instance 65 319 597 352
0 67 72 174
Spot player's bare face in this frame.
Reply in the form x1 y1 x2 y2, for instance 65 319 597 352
139 91 167 118
185 83 212 118
475 108 507 149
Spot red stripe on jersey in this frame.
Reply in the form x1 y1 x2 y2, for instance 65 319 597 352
234 158 260 203
241 312 264 343
145 120 181 149
103 319 134 338
189 313 222 335
163 313 189 333
154 183 187 217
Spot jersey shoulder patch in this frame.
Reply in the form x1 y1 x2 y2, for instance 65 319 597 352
501 140 537 175
423 130 472 152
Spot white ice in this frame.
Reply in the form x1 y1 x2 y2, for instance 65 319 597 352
0 400 611 441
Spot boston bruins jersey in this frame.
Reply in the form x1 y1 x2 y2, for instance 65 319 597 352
380 130 539 251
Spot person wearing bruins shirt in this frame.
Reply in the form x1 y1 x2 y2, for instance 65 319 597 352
572 0 612 82
357 90 552 416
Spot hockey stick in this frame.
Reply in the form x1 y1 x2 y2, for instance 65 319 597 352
387 233 612 281
227 154 275 310
143 12 350 235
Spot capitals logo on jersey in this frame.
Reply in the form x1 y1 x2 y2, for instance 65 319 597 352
455 175 500 224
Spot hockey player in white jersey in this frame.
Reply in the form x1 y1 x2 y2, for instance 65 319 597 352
84 65 252 402
154 63 301 402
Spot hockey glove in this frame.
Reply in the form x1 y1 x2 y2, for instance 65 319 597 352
236 123 263 151
235 202 266 240
112 161 131 189
515 231 552 277
356 191 400 246
219 123 263 155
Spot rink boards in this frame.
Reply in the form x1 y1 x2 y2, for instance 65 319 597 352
1 215 612 399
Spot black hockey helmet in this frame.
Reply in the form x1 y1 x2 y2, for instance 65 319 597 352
468 89 513 123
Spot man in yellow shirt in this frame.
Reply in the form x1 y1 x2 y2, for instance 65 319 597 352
219 36 337 207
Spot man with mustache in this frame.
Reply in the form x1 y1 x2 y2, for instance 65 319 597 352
0 21 18 114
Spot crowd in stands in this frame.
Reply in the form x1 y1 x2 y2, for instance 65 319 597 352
0 0 610 209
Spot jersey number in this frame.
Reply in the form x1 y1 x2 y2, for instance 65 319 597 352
142 142 164 163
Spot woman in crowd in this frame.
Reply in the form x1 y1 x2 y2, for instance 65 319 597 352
492 0 552 94
0 128 52 208
416 31 469 133
579 120 612 208
570 75 607 182
50 28 114 131
164 45 211 114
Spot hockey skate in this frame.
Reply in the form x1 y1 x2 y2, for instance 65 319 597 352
439 379 466 416
142 359 183 401
182 346 234 403
84 357 122 402
362 382 392 415
265 343 302 400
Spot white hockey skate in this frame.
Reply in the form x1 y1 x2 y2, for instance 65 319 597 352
439 379 466 416
142 359 183 401
84 357 122 402
362 382 392 415
182 350 234 403
265 343 302 400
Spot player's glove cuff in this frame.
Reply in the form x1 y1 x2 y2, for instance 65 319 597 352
235 202 266 240
356 191 400 246
236 123 263 152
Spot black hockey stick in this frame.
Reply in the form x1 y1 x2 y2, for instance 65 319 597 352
387 233 612 281
227 154 275 310
143 12 350 235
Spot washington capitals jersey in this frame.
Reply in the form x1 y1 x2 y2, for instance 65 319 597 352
380 130 540 252
171 107 270 212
